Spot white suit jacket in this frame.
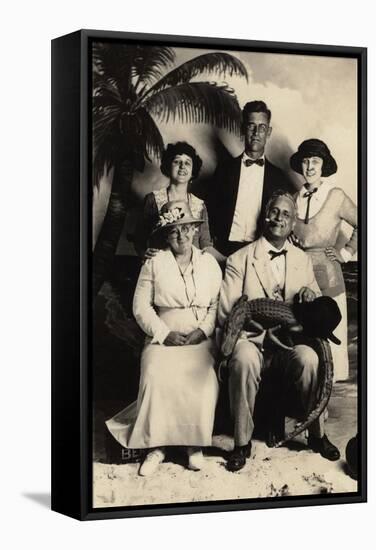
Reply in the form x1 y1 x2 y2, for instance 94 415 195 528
218 238 321 332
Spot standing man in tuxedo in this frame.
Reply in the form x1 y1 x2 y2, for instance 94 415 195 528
207 100 294 257
217 190 340 471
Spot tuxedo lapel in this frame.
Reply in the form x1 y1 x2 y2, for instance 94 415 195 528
224 156 242 238
261 158 274 209
257 158 275 237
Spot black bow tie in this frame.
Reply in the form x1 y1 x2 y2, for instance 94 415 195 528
269 249 287 260
244 158 264 167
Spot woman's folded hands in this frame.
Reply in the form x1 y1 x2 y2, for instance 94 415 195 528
164 328 206 346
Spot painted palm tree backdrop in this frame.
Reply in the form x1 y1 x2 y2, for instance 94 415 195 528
92 42 248 296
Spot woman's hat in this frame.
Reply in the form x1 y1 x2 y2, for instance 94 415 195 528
152 200 203 234
290 139 338 177
296 296 342 345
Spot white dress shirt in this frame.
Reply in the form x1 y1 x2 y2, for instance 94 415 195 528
260 235 286 293
296 180 352 262
229 153 265 242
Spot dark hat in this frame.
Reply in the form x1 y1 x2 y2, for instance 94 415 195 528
295 296 342 345
152 200 203 235
290 139 337 177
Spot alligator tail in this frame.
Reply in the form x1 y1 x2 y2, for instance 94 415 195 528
275 338 334 447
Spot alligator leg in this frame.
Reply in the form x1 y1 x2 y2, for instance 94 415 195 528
267 325 294 351
246 319 264 334
285 324 303 347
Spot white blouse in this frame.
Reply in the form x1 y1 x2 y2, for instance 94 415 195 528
296 179 332 220
133 246 223 344
296 180 353 262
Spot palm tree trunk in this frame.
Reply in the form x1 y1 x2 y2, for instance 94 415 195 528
93 159 133 296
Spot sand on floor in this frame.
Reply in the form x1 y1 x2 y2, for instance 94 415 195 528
93 379 358 509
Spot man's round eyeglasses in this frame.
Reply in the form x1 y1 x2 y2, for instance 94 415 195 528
246 123 268 135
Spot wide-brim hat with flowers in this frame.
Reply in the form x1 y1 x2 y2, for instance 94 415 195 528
290 139 338 177
152 199 203 234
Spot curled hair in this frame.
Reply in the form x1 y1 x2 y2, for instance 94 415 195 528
160 141 203 180
265 189 297 218
242 100 271 126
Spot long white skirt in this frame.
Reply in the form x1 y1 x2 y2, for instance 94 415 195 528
106 337 219 449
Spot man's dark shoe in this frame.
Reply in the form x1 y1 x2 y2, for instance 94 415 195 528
307 434 340 461
226 441 252 472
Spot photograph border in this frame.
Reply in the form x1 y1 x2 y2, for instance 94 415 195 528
51 29 367 521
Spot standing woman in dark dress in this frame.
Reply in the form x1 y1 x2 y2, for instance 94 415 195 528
135 141 225 263
290 139 357 381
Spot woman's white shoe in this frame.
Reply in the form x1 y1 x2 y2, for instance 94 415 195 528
187 447 204 471
139 448 165 476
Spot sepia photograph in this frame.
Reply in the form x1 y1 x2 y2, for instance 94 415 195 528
90 36 362 511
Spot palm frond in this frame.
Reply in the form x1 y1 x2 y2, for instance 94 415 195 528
140 52 248 101
93 42 134 77
93 80 123 109
93 135 119 188
135 109 165 161
93 107 164 185
93 104 122 187
93 42 136 98
132 46 175 89
93 141 117 188
144 82 243 133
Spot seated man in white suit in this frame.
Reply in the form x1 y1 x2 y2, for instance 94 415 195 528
218 190 340 472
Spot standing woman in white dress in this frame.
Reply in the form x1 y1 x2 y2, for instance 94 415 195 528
290 139 357 381
106 201 223 475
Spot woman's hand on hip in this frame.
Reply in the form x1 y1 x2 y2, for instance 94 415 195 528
184 328 207 345
325 246 344 263
164 331 187 346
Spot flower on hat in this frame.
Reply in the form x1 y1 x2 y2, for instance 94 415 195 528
156 207 185 228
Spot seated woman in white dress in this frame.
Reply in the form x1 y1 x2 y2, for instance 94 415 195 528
106 200 223 476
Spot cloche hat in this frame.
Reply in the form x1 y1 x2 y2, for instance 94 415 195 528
290 139 338 178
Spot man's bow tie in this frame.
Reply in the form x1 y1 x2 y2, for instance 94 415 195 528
269 249 287 260
244 158 264 167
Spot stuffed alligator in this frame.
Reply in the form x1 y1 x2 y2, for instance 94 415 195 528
219 295 342 447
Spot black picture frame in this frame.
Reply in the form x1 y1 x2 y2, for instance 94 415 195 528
51 29 367 520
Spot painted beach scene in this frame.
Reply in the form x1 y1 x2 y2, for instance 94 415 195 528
91 43 359 508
